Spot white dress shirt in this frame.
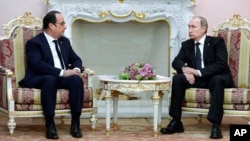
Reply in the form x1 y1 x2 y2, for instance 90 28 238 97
44 32 64 76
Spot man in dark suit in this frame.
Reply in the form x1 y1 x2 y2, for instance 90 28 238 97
19 11 84 139
160 16 235 139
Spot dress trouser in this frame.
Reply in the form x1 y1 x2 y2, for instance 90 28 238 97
169 73 234 124
29 75 84 127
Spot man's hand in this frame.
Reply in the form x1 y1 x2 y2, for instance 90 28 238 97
63 69 82 77
182 67 200 76
184 73 195 84
182 66 200 84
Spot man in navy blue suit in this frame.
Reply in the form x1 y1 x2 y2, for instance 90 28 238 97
19 11 84 139
160 16 235 139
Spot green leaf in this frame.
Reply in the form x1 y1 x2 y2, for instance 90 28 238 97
119 73 130 80
135 75 142 80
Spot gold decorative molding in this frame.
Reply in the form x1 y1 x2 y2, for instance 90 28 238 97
134 12 146 19
213 14 250 32
151 96 160 100
118 0 124 3
98 11 108 18
228 14 244 27
98 10 146 19
2 12 42 38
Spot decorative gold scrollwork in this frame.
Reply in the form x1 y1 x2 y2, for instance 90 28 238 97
226 14 249 28
98 11 108 18
111 90 121 97
151 95 160 100
98 10 146 19
158 90 164 97
118 0 124 3
229 14 242 27
2 12 42 38
134 11 146 19
213 14 250 35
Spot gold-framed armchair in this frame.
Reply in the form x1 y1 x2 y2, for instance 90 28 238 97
0 12 98 136
181 14 250 123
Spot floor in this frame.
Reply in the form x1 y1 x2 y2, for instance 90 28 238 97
0 113 249 141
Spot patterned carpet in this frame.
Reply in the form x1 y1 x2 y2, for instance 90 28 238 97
0 120 230 141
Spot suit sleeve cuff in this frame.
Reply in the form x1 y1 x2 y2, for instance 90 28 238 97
59 70 64 77
197 70 202 77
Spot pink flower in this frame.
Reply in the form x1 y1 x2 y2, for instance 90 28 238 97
121 62 156 80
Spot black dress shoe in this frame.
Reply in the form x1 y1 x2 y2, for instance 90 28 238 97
210 126 223 139
46 124 59 140
70 124 83 138
160 119 184 134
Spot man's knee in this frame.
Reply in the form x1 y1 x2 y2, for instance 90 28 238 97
210 75 223 84
69 75 83 86
209 75 225 89
42 75 57 86
173 74 186 83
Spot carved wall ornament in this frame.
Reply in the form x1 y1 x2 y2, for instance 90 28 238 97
47 0 195 63
98 10 146 19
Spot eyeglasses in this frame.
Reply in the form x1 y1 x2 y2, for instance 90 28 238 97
55 21 66 26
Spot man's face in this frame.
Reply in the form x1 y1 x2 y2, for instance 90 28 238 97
53 13 66 38
188 17 206 41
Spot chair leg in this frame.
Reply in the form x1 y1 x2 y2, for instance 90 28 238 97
197 114 202 123
89 113 97 131
60 116 65 125
7 117 16 136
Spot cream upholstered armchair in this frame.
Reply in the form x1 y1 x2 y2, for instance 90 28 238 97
181 14 250 123
0 12 97 136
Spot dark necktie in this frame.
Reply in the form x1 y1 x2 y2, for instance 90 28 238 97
53 40 65 69
195 42 201 69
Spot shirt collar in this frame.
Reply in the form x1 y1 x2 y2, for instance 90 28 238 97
195 35 206 45
43 32 56 43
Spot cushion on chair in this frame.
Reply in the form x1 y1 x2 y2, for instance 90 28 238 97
185 88 250 104
13 87 93 110
13 83 93 110
183 88 250 110
183 102 250 110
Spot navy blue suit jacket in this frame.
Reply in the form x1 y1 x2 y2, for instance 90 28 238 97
172 36 231 78
19 32 82 87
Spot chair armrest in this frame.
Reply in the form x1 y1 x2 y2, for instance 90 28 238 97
0 65 13 76
81 67 94 79
0 66 15 111
84 68 95 76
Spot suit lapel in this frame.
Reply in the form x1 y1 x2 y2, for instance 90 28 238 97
40 34 54 63
189 40 196 67
203 36 211 61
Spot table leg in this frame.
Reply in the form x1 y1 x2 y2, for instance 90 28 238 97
105 90 112 135
152 91 160 137
158 91 164 129
112 91 119 129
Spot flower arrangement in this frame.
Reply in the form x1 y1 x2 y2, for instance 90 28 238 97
119 62 156 80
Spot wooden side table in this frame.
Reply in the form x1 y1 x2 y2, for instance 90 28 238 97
98 75 171 137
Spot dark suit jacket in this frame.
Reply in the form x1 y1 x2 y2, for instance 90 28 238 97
19 32 83 87
172 36 231 78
